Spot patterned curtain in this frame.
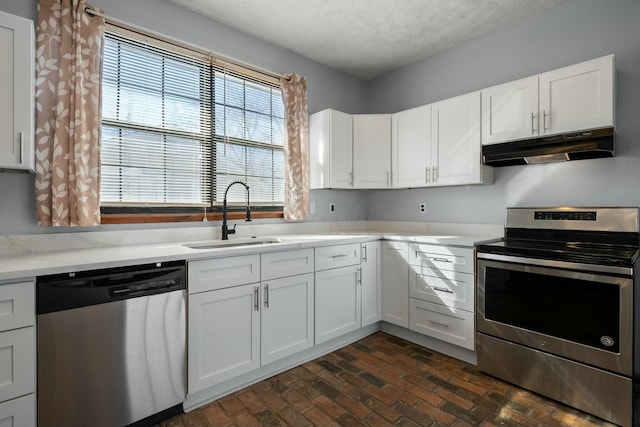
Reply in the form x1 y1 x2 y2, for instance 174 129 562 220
281 74 309 221
35 0 104 226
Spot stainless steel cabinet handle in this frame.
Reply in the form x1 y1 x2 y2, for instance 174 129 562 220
531 112 536 134
19 132 24 164
433 286 454 294
432 257 451 263
428 319 449 327
331 254 349 259
349 172 353 186
543 110 549 131
362 244 367 262
433 166 438 183
254 286 259 311
425 166 430 184
264 284 269 308
357 268 362 285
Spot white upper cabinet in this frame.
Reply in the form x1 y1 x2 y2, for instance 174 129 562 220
392 105 432 188
482 76 539 145
353 114 392 188
309 109 353 189
539 55 614 135
482 55 615 145
0 11 34 172
432 91 489 186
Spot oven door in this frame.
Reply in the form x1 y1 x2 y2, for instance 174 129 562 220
477 256 632 376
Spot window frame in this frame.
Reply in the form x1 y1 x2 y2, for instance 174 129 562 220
99 23 286 223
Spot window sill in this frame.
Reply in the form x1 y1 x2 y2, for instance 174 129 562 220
100 211 284 224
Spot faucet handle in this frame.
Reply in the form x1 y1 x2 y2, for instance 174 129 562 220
228 224 237 235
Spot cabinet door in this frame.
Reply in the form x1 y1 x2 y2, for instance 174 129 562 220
353 114 391 188
361 241 381 327
309 109 353 189
431 92 482 186
392 105 432 188
315 265 361 344
261 273 314 365
539 55 614 135
0 394 35 427
188 284 259 392
188 254 260 293
381 241 409 328
0 12 34 172
0 327 35 403
482 76 539 145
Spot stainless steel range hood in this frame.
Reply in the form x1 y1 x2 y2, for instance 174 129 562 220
482 127 615 167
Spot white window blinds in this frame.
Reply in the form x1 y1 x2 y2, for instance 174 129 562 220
100 27 285 209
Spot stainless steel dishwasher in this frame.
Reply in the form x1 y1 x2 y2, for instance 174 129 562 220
36 260 186 427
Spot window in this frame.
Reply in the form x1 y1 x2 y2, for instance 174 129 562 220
100 26 285 214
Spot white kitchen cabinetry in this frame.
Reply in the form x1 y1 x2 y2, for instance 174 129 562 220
188 250 314 393
309 109 353 189
361 241 381 327
260 249 314 365
315 243 362 344
0 12 34 172
431 91 490 186
0 281 35 427
392 105 432 188
539 55 614 135
482 55 614 145
353 114 392 188
381 241 409 328
408 243 475 350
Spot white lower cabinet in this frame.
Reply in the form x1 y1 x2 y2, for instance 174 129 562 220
261 273 314 365
381 241 409 327
361 241 381 327
315 264 361 344
188 283 260 392
187 250 314 394
407 243 476 351
409 299 475 350
0 280 35 427
0 394 35 427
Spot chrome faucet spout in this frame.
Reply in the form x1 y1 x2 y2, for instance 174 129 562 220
222 181 251 240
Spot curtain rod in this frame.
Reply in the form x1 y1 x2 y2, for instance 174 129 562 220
83 6 290 82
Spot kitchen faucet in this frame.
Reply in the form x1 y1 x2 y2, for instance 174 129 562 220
221 181 251 240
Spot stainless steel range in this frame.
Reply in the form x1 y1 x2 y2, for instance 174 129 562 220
476 207 640 427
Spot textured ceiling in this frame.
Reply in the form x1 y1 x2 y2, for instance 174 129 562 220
169 0 570 80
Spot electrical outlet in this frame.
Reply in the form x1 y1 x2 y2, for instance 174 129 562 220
419 203 426 213
330 203 336 213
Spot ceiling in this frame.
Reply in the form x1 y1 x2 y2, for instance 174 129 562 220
169 0 571 80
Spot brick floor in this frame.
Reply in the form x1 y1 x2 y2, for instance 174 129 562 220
161 332 617 427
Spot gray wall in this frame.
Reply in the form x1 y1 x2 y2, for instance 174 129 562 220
0 0 368 235
365 0 640 225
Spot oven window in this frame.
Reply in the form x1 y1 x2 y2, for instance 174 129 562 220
484 266 620 353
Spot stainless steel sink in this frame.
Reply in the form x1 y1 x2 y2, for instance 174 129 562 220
182 237 283 249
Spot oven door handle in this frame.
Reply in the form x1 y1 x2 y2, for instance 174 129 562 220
476 252 633 276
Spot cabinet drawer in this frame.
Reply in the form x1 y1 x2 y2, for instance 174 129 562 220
409 267 474 312
0 327 35 403
408 243 474 273
315 243 361 271
0 282 34 332
261 249 314 280
409 299 474 350
188 254 260 293
0 393 35 427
